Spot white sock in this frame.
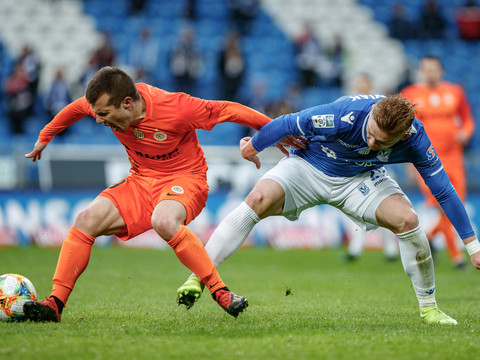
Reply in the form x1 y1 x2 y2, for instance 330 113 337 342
396 225 436 308
347 228 366 257
205 201 260 267
381 228 399 259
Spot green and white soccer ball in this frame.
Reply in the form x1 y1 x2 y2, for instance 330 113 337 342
0 273 37 321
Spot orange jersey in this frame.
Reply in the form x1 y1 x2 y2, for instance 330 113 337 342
38 83 271 178
402 81 474 203
401 81 475 158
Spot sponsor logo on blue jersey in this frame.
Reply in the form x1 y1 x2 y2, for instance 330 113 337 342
426 145 436 161
337 138 359 149
312 114 334 128
321 145 337 159
340 111 355 125
370 168 389 186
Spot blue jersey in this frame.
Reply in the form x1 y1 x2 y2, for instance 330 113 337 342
251 95 475 239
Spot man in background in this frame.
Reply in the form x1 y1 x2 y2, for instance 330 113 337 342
401 55 475 268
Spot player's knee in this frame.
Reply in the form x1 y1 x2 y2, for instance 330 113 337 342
245 189 268 215
151 216 180 241
73 208 99 235
396 209 419 233
245 188 264 206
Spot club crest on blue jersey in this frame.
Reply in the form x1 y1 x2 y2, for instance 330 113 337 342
376 148 392 162
357 182 370 196
312 114 334 128
426 145 436 160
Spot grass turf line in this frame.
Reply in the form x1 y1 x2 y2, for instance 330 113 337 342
1 246 479 359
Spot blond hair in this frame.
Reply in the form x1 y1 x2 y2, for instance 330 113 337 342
372 95 416 135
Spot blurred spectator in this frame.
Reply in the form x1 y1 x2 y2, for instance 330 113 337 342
456 0 480 40
78 55 101 96
169 26 204 95
294 24 325 88
93 33 116 68
5 62 34 135
183 0 197 20
323 34 346 87
218 31 245 101
267 84 301 118
45 69 71 136
353 73 373 94
281 82 302 114
243 78 269 137
228 0 259 35
246 78 269 114
390 3 416 40
18 45 41 100
130 0 147 15
132 67 151 84
418 0 446 39
128 27 160 79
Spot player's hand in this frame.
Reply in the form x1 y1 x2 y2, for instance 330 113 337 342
456 129 470 147
470 252 480 270
240 137 261 169
275 135 308 156
25 141 47 162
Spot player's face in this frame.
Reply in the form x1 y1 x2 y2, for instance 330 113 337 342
91 93 133 132
366 116 406 151
419 59 443 87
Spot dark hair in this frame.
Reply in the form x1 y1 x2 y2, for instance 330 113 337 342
85 66 140 107
372 95 416 135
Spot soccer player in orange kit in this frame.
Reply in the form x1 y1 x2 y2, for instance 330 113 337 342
22 66 303 322
401 55 475 268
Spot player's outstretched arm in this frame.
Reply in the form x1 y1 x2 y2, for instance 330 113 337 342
25 141 47 162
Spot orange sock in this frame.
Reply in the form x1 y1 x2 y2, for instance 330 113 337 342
439 213 464 263
428 216 442 239
51 226 95 305
168 226 226 294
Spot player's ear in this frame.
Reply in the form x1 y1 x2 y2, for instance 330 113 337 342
401 133 412 140
123 97 133 108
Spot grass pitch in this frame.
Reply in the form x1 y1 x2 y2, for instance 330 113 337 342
1 246 479 359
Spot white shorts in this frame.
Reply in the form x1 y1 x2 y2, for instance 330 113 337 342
262 155 404 231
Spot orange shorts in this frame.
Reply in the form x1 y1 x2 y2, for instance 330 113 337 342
100 172 209 241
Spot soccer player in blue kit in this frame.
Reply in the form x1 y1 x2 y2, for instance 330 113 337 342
177 94 480 325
